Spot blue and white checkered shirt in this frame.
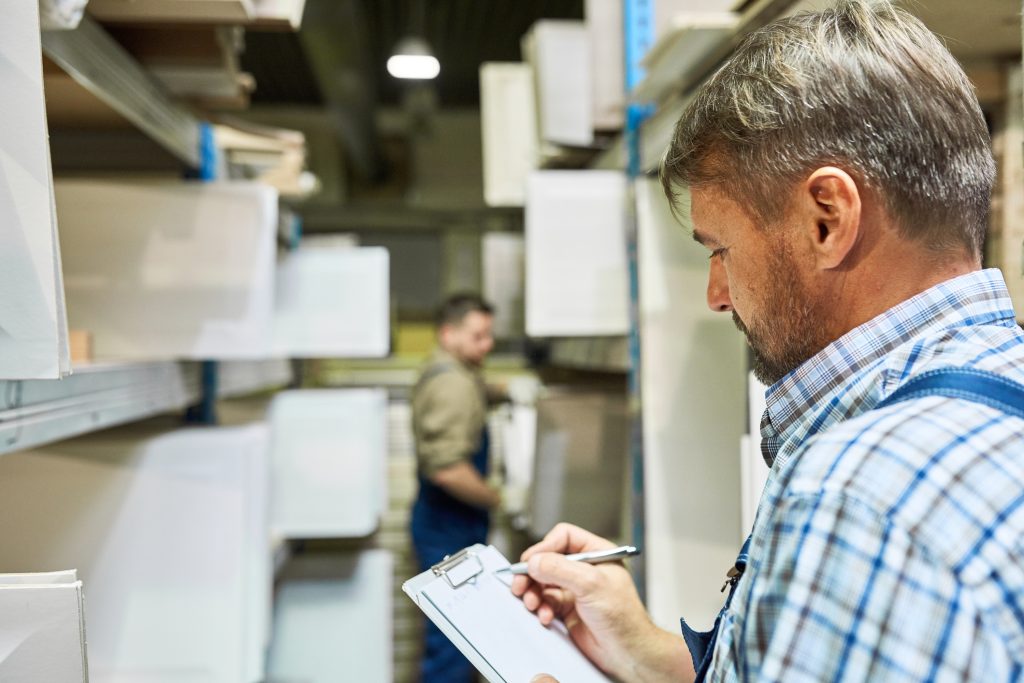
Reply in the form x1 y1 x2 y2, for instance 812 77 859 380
709 269 1024 681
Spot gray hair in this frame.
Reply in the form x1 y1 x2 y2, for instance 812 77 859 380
661 0 994 257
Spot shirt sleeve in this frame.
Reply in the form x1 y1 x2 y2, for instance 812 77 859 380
415 372 481 477
721 491 988 682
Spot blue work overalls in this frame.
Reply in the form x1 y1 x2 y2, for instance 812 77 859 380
411 426 490 682
681 367 1024 681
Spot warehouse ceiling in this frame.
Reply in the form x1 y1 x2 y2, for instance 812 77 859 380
237 0 583 184
242 0 584 107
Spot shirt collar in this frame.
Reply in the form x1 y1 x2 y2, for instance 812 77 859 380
760 269 1018 463
430 347 478 376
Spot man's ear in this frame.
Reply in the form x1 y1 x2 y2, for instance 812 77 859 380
801 166 861 270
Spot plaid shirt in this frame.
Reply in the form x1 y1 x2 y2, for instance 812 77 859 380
709 269 1024 682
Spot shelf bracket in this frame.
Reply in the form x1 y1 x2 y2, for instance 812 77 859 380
42 17 202 168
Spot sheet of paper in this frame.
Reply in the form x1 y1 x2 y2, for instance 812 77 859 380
273 245 390 358
0 569 78 586
480 63 537 207
526 171 629 336
482 232 526 337
57 180 277 360
0 1 71 379
268 551 392 682
523 22 594 147
0 422 271 682
0 580 87 681
419 546 610 682
269 389 388 538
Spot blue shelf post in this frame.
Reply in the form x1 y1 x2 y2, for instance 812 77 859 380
624 0 655 603
185 122 220 425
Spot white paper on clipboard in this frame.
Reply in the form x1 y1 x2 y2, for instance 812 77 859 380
402 544 610 683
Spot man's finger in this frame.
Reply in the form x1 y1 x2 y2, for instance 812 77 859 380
510 572 531 597
541 585 573 614
527 551 604 598
531 675 559 683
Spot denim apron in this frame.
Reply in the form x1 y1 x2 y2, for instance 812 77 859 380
680 367 1024 682
410 364 491 682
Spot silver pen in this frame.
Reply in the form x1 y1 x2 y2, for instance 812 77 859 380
498 545 640 575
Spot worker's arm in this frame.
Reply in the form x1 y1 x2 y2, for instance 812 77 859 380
429 461 500 509
415 371 498 510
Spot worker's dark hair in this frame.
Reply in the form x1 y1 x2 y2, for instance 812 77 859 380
435 293 494 328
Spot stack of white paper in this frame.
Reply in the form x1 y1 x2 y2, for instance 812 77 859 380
522 21 594 147
585 0 625 130
253 0 307 29
0 422 271 683
480 63 538 207
525 171 629 336
56 180 278 361
269 389 388 538
0 1 71 379
497 403 537 516
273 244 390 358
0 570 88 681
482 232 525 337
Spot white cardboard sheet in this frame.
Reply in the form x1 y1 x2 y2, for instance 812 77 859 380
56 180 278 361
0 570 88 682
0 1 71 379
482 232 526 337
273 244 390 358
636 178 748 631
0 422 271 683
522 21 594 147
269 389 388 538
525 171 629 336
480 63 537 207
268 551 393 683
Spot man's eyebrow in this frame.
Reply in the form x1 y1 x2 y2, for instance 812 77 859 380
691 229 719 247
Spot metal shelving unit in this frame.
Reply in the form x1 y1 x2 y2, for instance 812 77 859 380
41 16 202 168
0 361 202 457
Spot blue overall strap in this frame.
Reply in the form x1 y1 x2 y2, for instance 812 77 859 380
875 367 1024 418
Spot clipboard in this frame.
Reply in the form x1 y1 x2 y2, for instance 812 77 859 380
402 544 610 683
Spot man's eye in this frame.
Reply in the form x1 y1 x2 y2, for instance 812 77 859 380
709 248 726 260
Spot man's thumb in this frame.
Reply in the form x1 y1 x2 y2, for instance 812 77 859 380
531 675 559 683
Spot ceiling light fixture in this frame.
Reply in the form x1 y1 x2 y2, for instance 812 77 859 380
387 36 440 80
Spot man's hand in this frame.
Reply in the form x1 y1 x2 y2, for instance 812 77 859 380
510 523 694 683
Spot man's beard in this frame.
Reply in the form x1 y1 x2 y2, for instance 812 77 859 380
732 250 829 386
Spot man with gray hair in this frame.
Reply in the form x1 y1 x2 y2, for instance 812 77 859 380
513 1 1024 681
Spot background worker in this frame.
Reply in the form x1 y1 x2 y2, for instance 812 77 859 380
410 292 502 682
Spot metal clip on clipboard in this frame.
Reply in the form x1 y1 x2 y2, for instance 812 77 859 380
432 547 485 588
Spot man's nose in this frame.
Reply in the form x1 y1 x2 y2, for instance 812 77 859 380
706 258 733 313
